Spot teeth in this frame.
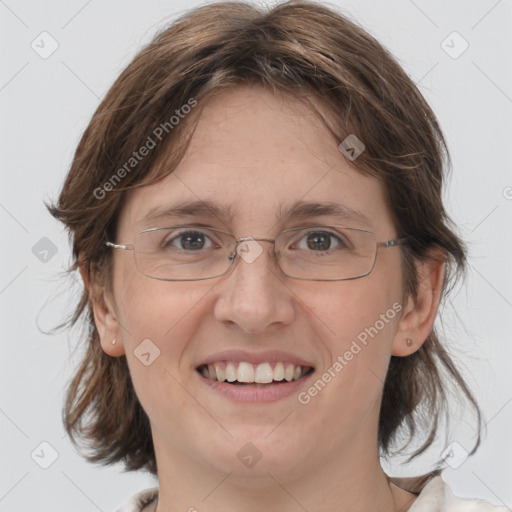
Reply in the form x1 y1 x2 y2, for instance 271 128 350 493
215 362 225 382
284 364 295 382
254 362 273 383
201 361 311 384
225 362 237 382
274 362 285 381
237 361 254 383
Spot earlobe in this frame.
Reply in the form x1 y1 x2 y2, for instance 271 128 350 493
392 252 446 357
79 262 126 357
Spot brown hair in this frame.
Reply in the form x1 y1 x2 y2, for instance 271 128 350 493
48 0 482 475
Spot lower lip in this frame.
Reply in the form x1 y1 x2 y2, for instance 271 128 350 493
197 370 315 403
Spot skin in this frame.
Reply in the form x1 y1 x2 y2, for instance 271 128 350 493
85 85 445 512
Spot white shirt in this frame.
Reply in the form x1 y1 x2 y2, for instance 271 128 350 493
116 474 511 511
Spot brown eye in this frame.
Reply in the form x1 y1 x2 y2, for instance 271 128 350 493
293 230 346 253
162 230 213 251
306 232 333 251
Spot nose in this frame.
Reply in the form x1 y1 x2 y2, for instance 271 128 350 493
213 238 295 334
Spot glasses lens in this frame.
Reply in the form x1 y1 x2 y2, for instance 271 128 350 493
275 226 377 280
131 225 377 281
133 226 236 280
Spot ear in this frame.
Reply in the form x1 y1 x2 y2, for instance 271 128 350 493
79 261 126 357
392 249 446 356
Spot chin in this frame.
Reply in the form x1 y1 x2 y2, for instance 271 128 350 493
202 431 310 482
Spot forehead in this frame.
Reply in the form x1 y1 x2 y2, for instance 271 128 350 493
118 86 393 237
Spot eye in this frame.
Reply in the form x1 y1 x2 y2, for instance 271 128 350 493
293 230 348 252
163 230 216 251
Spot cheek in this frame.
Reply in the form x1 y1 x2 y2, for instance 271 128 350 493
114 276 206 423
114 257 202 342
300 270 402 346
295 268 403 401
114 268 216 378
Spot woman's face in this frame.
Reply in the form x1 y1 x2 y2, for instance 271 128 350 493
101 86 412 481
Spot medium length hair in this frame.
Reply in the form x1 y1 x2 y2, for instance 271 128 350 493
48 0 482 475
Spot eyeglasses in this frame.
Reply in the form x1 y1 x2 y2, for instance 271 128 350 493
105 225 410 281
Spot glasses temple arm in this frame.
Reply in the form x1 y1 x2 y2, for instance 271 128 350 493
105 241 134 251
378 236 412 248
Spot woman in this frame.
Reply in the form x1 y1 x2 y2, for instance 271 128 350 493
48 1 510 510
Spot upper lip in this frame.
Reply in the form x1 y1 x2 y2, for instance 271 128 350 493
197 349 315 369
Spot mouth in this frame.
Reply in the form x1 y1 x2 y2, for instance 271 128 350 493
196 361 315 388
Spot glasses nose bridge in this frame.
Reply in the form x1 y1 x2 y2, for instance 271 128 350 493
235 236 278 256
237 236 276 244
230 235 280 270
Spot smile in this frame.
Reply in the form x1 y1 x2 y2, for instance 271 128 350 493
197 361 314 387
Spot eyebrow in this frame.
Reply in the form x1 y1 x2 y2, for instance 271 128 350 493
140 199 372 228
279 200 371 227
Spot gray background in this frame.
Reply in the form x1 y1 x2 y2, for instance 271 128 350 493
1 0 511 510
